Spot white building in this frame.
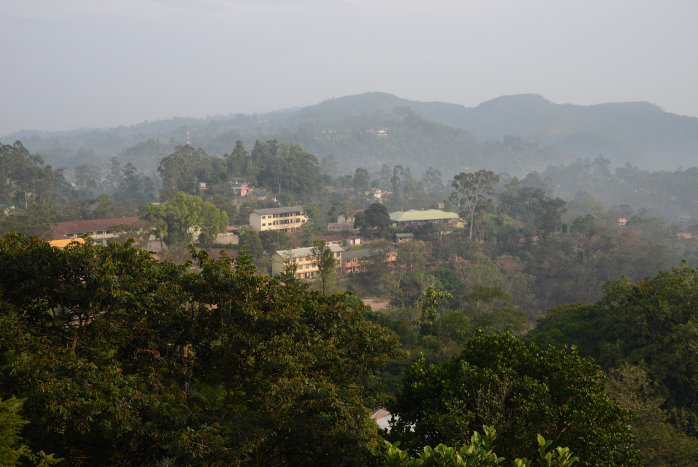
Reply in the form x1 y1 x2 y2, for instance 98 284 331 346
249 206 308 232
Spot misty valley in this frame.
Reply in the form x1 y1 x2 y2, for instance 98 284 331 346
1 93 697 466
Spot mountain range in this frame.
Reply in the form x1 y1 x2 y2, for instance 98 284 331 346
4 92 697 177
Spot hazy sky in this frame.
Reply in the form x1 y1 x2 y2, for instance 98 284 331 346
2 0 697 136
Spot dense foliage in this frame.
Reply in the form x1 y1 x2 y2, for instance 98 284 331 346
527 265 698 440
388 333 640 466
0 234 399 465
384 427 579 467
145 191 229 246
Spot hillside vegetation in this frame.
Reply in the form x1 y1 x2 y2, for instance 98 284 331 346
6 92 698 177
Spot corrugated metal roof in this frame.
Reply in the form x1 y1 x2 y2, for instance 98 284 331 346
389 209 459 222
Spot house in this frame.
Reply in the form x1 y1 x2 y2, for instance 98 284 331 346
327 222 356 232
395 232 414 243
48 217 147 246
336 212 357 224
271 244 344 280
197 182 207 196
289 234 345 249
230 178 249 198
341 248 397 274
368 188 387 201
215 232 238 245
249 206 308 232
346 236 361 246
389 209 459 227
312 235 344 247
370 408 394 432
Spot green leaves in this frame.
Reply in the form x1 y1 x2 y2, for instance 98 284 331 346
146 191 228 246
389 333 639 465
528 265 698 439
383 427 577 467
0 234 400 464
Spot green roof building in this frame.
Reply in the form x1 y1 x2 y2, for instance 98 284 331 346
389 209 459 226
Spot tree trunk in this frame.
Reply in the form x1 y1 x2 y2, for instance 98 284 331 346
469 211 474 240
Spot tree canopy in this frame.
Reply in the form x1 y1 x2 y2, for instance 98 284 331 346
356 203 391 237
451 170 500 239
527 265 698 438
145 191 229 246
0 233 400 465
388 333 640 466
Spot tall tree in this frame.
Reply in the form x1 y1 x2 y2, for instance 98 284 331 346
421 166 444 194
225 140 249 178
451 170 500 240
355 203 391 238
114 163 156 204
145 192 228 246
311 240 337 293
73 163 101 194
353 167 370 194
0 141 66 205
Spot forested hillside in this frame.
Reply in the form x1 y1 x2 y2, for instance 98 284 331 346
418 93 698 170
6 92 697 178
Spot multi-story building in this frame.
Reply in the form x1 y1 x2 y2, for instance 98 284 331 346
341 248 397 274
249 206 308 232
271 244 344 280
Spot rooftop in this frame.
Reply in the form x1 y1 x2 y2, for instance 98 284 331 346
342 248 395 260
49 217 146 240
389 209 459 223
251 205 305 215
275 243 344 259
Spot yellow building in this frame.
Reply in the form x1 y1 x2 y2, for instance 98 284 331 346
249 206 308 232
271 244 344 280
47 238 86 248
